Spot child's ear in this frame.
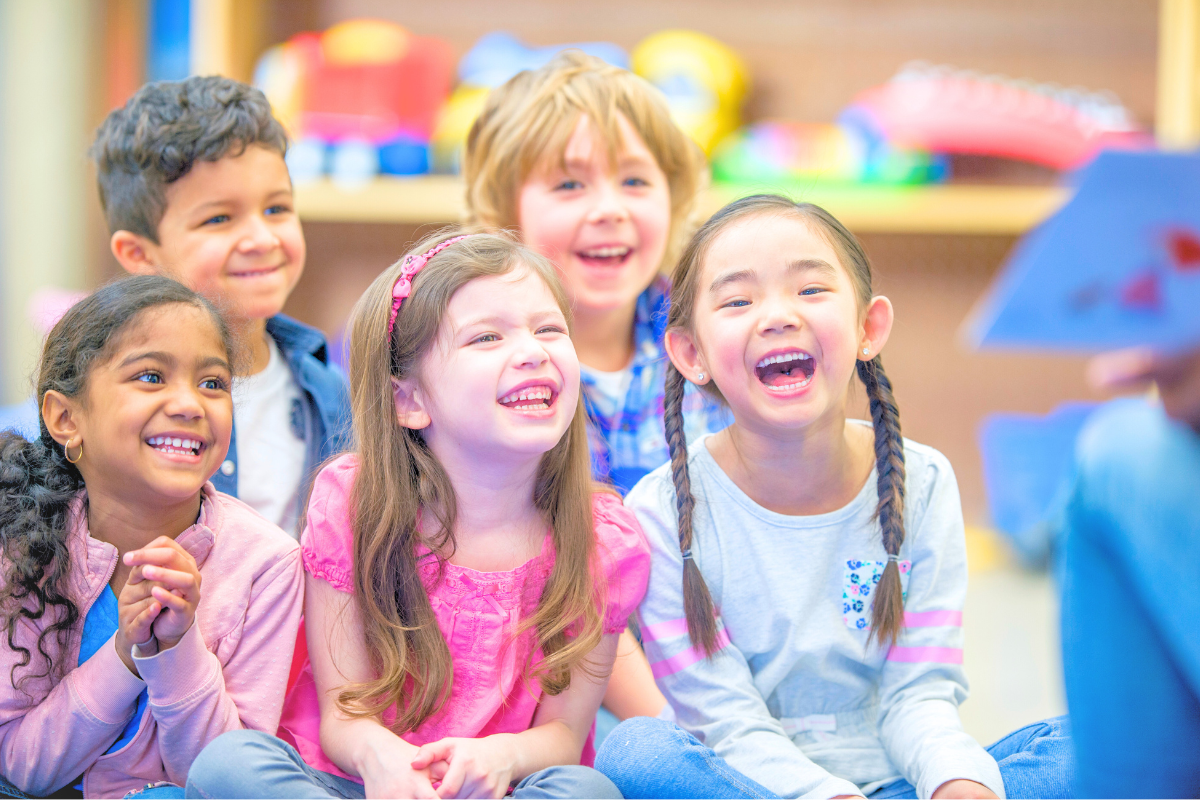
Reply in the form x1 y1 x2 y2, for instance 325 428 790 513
859 295 895 360
110 230 162 275
664 328 710 386
41 390 80 447
391 378 431 430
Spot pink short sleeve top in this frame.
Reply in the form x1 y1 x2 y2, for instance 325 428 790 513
278 455 650 779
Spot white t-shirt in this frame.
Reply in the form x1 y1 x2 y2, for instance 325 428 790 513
580 363 634 419
232 336 306 537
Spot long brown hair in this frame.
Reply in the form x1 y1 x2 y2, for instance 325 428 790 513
664 195 908 652
337 230 604 733
462 50 707 275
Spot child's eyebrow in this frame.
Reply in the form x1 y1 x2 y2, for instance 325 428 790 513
197 356 231 372
788 258 838 278
119 350 174 368
709 268 756 293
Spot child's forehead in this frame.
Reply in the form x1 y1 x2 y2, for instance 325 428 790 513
164 144 291 207
527 111 651 176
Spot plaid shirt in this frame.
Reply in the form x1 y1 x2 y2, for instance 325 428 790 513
582 278 732 494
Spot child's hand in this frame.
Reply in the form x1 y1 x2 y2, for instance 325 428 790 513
123 536 202 650
114 571 163 675
411 735 517 799
358 736 439 800
931 779 998 799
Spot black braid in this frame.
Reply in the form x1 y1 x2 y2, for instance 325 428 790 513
857 356 907 647
663 363 720 654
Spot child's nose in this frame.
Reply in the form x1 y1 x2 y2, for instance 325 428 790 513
513 332 551 368
164 384 206 419
758 296 802 335
237 215 281 252
586 180 631 224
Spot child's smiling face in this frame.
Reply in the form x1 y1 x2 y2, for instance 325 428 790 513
517 113 671 320
150 144 305 323
59 304 234 505
397 267 581 464
668 213 893 434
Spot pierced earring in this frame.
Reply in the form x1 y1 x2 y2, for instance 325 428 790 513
696 372 706 382
65 437 83 465
862 348 870 356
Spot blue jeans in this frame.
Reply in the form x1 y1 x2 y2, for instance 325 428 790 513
185 729 622 799
596 716 1073 799
1060 399 1200 798
0 774 183 799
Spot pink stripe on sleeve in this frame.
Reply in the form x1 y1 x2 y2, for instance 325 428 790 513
651 629 731 679
904 610 963 627
887 646 963 664
641 617 690 643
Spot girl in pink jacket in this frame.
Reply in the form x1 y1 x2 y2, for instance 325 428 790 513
0 276 304 799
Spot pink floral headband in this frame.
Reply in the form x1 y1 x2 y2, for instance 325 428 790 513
387 234 476 338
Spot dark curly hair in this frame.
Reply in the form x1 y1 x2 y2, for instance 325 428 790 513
0 275 233 689
90 75 289 242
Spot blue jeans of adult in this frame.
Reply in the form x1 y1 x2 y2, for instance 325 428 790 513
1060 399 1200 798
595 716 1074 799
184 729 622 799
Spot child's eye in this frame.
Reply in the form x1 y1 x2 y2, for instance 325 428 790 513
722 299 750 308
623 176 649 188
536 325 566 335
200 377 228 391
800 287 825 296
135 371 164 384
202 214 231 226
554 179 583 191
264 204 292 216
471 333 500 344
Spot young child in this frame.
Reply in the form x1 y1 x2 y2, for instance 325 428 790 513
463 50 728 495
185 232 649 799
0 276 304 799
595 196 1075 799
91 76 350 536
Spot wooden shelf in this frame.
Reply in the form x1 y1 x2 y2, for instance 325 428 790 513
294 176 1069 235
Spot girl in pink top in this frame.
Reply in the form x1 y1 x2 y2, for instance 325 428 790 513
0 276 304 799
187 232 650 799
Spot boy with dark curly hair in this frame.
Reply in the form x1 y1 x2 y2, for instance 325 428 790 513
92 75 349 535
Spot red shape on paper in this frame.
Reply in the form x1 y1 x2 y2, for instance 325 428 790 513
1119 271 1162 311
1166 228 1200 271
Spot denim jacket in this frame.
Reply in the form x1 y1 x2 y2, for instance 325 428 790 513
210 315 351 511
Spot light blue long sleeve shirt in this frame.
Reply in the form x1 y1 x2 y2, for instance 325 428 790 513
627 430 1003 799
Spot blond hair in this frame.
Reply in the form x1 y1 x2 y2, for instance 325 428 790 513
337 230 605 732
463 50 707 274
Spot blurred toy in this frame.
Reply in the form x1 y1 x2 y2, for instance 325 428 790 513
966 150 1200 352
430 32 628 173
631 30 748 154
254 19 454 182
712 119 946 185
846 62 1151 171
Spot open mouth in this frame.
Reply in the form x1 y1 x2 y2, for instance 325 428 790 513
229 264 283 279
146 435 205 457
576 245 633 268
755 351 815 391
497 384 557 412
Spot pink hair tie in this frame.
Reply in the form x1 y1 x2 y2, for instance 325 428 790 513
387 234 475 338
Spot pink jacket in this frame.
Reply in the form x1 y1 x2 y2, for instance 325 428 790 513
0 485 304 798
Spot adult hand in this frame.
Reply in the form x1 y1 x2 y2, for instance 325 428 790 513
123 536 201 650
410 735 518 799
931 779 998 799
1088 346 1200 430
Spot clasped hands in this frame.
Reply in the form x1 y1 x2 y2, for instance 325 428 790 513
113 536 202 675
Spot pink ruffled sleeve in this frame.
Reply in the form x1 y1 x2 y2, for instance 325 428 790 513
299 455 359 593
591 492 651 634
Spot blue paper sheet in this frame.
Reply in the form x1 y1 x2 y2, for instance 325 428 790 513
965 150 1200 352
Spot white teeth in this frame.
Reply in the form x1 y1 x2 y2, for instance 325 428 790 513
499 386 553 405
580 246 631 258
147 436 201 452
755 352 812 369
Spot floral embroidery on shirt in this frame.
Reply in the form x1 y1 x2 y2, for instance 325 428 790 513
842 558 911 630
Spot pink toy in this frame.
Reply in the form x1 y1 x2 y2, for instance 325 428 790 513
846 63 1152 171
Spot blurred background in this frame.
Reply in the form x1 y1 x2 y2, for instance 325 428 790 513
0 0 1187 744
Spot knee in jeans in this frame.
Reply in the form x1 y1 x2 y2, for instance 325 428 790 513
595 716 677 773
187 729 279 794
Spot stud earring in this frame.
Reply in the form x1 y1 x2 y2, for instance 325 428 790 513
862 348 870 356
696 372 706 382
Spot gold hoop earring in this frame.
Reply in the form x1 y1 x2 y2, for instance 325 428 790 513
65 438 83 464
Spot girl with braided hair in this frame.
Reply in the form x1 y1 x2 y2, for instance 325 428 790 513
594 196 1074 799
